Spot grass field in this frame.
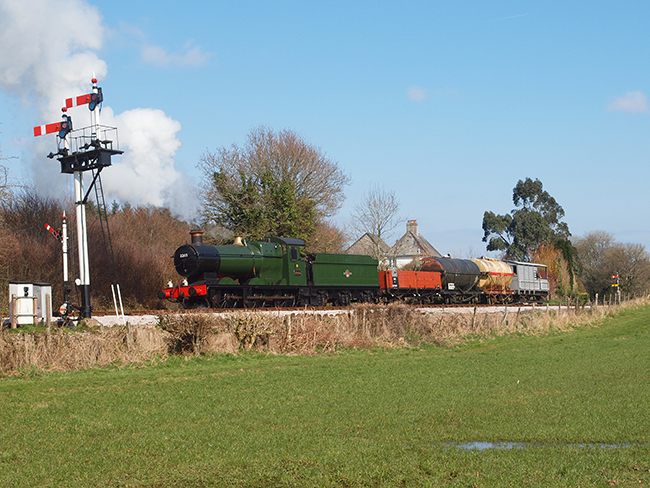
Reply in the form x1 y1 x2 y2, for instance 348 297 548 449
1 305 649 486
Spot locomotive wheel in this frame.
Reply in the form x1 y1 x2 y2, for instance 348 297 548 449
280 296 295 307
220 296 240 308
243 296 266 308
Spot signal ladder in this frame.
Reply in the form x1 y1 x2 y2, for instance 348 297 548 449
89 166 124 321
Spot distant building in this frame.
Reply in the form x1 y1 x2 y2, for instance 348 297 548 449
388 220 441 268
346 233 390 262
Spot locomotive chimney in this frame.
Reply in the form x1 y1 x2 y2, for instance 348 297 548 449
190 230 204 246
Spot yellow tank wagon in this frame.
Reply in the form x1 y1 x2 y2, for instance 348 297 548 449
470 257 515 301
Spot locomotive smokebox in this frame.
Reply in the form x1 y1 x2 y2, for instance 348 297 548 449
190 230 204 246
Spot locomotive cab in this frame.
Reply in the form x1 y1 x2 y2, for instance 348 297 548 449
260 237 307 287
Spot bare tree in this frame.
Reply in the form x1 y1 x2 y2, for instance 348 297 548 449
0 165 10 202
350 185 401 262
0 131 17 203
574 230 650 298
607 243 650 296
307 220 348 254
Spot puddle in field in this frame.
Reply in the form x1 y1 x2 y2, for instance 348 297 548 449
444 442 635 451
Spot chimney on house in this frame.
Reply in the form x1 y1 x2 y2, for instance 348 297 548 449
406 219 418 236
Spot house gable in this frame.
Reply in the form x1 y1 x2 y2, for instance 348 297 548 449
388 220 441 268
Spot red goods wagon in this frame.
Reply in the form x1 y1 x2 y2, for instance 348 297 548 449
379 270 443 303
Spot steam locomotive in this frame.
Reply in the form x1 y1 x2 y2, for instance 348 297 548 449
158 232 549 309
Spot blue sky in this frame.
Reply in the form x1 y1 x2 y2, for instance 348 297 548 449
1 0 649 256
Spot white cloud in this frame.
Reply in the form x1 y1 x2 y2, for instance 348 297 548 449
407 85 462 102
606 91 649 113
407 86 428 102
141 41 214 67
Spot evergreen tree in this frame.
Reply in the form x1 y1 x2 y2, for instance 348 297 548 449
482 178 570 261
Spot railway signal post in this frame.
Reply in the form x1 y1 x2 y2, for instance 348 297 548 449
34 78 123 319
611 273 621 304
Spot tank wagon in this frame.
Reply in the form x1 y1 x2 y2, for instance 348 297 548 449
160 233 549 309
158 232 380 309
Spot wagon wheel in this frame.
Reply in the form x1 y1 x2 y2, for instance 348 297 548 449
337 292 351 307
359 290 376 304
317 291 329 306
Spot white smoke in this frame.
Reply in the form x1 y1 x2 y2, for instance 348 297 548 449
0 0 107 120
100 107 199 218
0 0 197 220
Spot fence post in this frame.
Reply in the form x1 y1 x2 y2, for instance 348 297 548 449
45 294 51 330
46 294 52 353
285 314 292 344
33 297 38 326
126 322 134 349
11 295 17 329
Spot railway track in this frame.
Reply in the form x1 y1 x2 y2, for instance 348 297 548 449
95 301 551 317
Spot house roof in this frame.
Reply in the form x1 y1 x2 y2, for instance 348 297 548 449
389 231 441 259
346 233 390 256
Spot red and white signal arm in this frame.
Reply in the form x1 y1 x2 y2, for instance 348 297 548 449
65 93 92 109
33 122 61 137
611 275 619 279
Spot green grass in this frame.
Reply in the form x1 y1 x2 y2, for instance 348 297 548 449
1 306 649 486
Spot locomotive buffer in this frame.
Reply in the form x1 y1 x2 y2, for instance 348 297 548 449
34 78 123 320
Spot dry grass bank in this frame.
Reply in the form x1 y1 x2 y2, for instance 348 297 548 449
1 299 647 374
0 325 168 373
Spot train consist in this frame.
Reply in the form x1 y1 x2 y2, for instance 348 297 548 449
158 232 549 309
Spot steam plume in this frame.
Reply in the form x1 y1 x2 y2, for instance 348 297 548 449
0 0 196 220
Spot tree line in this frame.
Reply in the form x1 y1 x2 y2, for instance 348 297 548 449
0 191 191 312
